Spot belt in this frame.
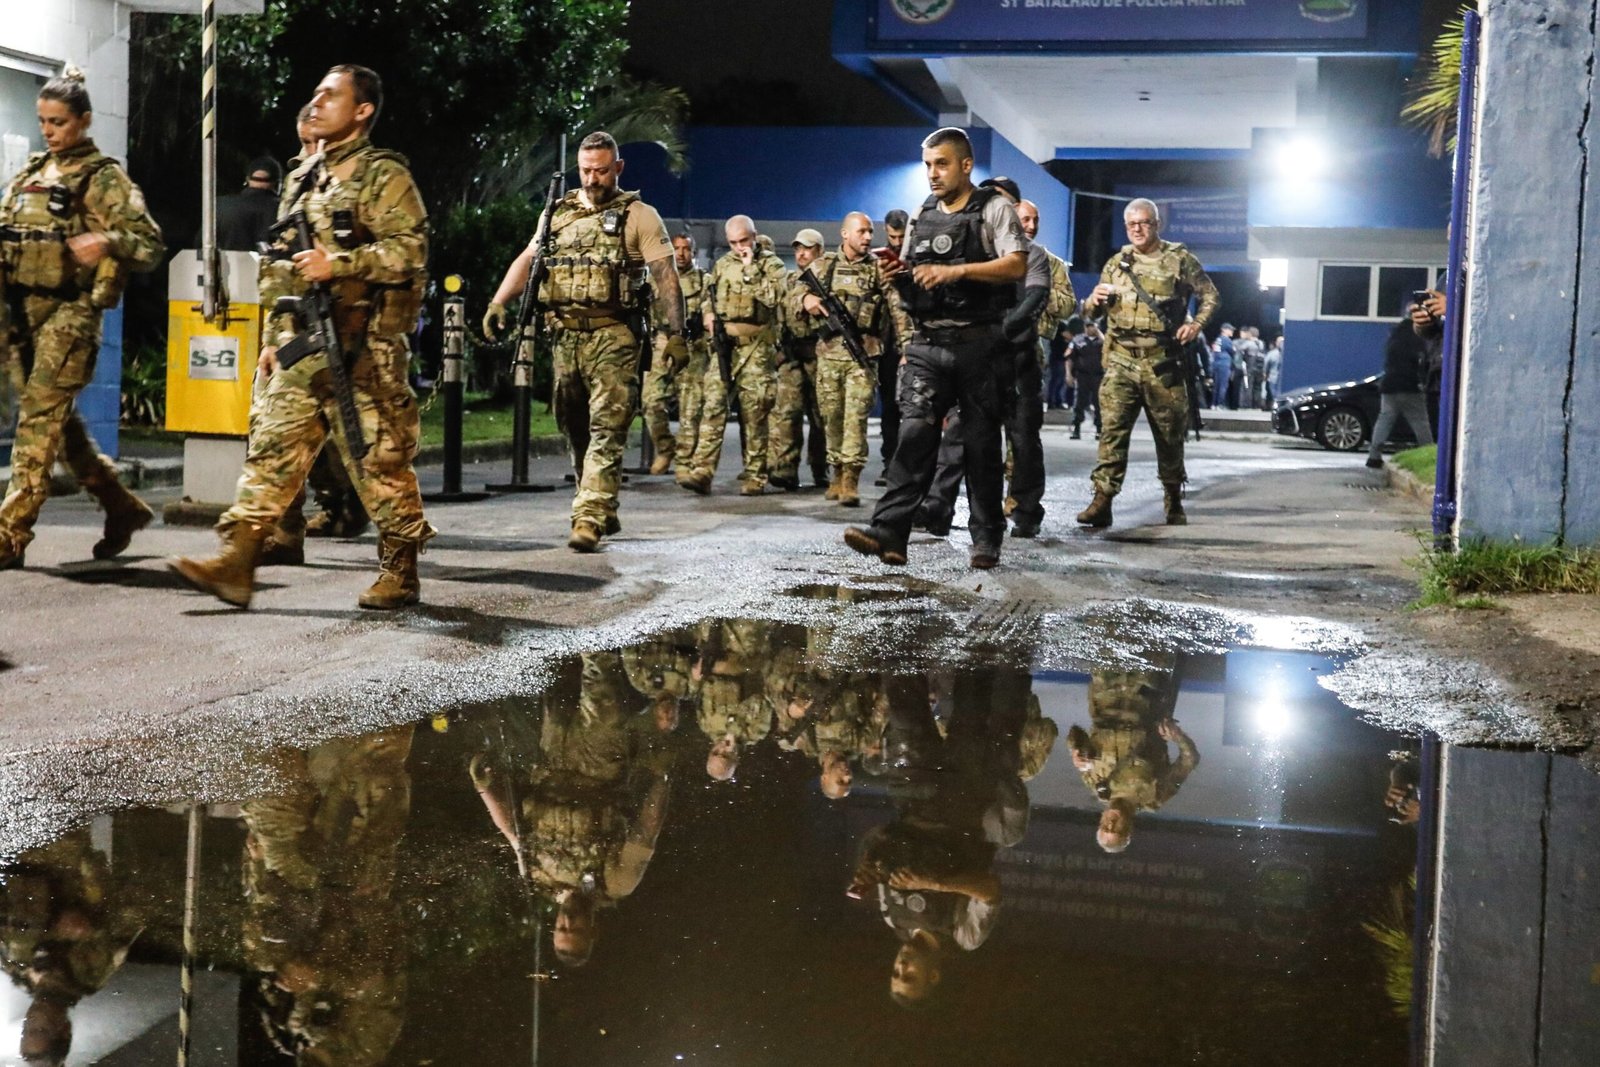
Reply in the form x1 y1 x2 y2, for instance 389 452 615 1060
1109 330 1172 350
554 313 625 331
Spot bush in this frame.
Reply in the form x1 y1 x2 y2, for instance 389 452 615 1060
121 343 168 427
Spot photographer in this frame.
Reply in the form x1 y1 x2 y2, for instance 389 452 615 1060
1366 296 1437 469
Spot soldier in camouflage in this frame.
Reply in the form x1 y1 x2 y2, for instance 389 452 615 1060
243 726 413 1066
695 618 775 779
1066 657 1199 854
472 653 673 968
668 236 714 477
1078 197 1219 528
484 131 685 551
793 213 895 508
768 228 828 492
172 66 433 610
1 827 141 1065
636 233 707 476
680 214 788 495
0 69 165 571
622 625 698 732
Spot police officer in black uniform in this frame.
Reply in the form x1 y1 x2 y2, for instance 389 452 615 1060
844 128 1028 570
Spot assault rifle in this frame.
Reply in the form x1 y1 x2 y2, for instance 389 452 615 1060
268 152 367 459
511 172 567 381
798 267 871 371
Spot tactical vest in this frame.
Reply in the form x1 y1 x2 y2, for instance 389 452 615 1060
1105 241 1191 337
712 251 779 325
293 146 426 340
905 187 1013 325
0 150 121 304
653 265 704 332
540 190 642 312
819 252 885 336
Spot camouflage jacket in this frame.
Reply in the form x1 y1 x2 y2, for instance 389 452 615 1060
262 136 428 348
708 248 786 326
1097 239 1218 344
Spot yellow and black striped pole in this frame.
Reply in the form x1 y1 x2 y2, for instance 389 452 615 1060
178 802 204 1065
199 0 220 323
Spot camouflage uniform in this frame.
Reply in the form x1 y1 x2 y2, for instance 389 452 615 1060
794 251 892 477
769 268 827 486
1091 240 1219 497
541 188 673 531
0 827 140 1048
640 262 707 468
671 267 712 471
691 249 787 489
0 140 164 559
220 137 432 548
696 619 776 746
243 726 414 1067
1068 661 1198 812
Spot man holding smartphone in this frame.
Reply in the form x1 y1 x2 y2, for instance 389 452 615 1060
1366 295 1437 469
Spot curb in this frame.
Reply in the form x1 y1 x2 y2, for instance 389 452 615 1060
1386 463 1433 504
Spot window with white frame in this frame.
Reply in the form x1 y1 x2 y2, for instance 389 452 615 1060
1317 264 1449 321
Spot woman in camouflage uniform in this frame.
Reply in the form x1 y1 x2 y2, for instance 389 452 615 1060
0 68 165 569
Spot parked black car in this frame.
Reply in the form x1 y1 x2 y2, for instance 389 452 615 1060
1271 375 1421 451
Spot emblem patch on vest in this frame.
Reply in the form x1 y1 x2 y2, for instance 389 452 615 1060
931 233 954 255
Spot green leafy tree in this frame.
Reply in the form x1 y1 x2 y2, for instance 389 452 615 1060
1402 5 1474 158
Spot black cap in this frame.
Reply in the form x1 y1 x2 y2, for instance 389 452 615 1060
979 176 1021 201
245 156 282 186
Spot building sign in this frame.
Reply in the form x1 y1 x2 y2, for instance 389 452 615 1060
1117 185 1248 250
877 0 1367 44
188 335 241 382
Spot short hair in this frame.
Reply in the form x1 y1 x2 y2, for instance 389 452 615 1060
296 102 314 125
979 176 1021 202
884 209 909 231
579 130 619 156
921 127 973 160
1124 197 1161 223
246 156 281 185
39 65 91 117
672 232 696 250
327 65 382 131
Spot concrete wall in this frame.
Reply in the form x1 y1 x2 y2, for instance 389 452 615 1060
1458 0 1600 544
2 1 135 457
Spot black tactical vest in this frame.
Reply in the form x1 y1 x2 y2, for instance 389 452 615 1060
905 187 1014 325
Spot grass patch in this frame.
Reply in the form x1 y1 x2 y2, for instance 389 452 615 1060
1413 536 1600 608
1391 444 1436 483
419 391 559 448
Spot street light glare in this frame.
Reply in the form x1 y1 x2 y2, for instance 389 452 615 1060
1278 136 1328 179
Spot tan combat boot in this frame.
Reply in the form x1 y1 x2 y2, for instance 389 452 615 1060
261 499 307 566
838 467 862 508
169 524 268 608
1163 483 1187 526
649 453 673 475
359 535 422 610
0 529 26 571
568 519 603 553
1076 491 1114 529
825 465 842 501
82 473 153 561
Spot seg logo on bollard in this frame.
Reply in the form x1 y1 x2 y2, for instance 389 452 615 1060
1299 0 1359 23
890 0 954 25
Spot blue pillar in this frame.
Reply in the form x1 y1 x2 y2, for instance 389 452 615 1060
1458 0 1599 543
79 306 124 460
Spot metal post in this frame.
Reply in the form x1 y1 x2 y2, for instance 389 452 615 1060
424 286 490 502
199 0 222 324
177 802 203 1066
1432 9 1481 550
484 350 554 493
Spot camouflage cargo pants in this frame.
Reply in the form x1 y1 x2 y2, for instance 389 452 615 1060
688 333 775 484
815 342 877 470
0 293 127 553
551 322 639 527
1091 343 1189 497
767 348 826 481
642 331 678 460
219 336 431 542
674 338 710 470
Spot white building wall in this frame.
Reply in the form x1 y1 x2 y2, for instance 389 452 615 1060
0 1 132 160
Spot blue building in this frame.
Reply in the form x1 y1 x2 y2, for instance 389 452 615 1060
628 0 1450 392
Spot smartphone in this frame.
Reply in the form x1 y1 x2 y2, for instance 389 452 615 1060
872 246 902 266
1411 289 1433 305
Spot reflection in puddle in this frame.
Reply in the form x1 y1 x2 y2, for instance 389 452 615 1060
0 608 1576 1065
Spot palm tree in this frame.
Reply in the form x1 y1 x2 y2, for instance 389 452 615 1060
1402 5 1475 158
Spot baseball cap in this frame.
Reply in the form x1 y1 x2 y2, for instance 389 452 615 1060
979 176 1021 201
792 228 825 249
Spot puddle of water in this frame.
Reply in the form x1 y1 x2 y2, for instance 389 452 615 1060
0 611 1585 1065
